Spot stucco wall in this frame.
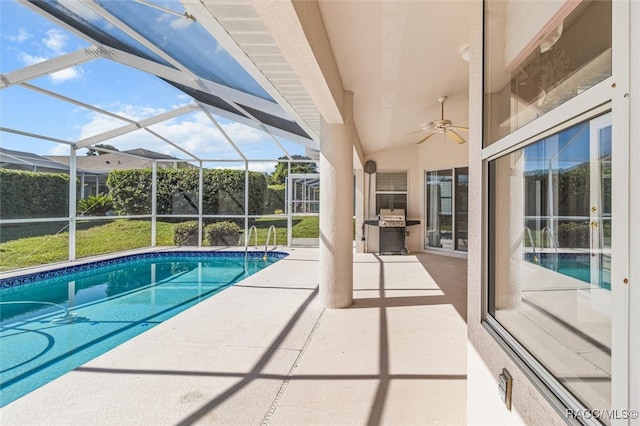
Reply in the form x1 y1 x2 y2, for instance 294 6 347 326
466 2 567 424
362 131 468 254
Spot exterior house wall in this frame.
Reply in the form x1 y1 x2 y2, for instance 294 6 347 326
361 133 468 255
466 1 566 424
467 0 640 423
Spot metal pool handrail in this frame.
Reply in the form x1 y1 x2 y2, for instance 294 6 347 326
524 226 538 263
264 225 277 260
245 225 258 249
541 227 559 271
541 227 558 250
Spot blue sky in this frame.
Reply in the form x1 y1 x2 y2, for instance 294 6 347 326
0 0 306 171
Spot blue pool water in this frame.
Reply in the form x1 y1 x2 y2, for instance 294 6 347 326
0 251 286 407
524 252 611 290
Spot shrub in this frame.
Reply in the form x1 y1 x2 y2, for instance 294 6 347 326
557 221 590 248
78 194 114 216
172 221 200 246
0 169 70 219
204 221 241 246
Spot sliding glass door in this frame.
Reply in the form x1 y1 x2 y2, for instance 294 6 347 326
425 167 468 252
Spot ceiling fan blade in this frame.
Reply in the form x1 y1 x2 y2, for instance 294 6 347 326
450 126 469 132
447 130 467 144
416 132 436 145
403 129 426 136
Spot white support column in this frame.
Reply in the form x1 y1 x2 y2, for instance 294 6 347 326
244 160 249 235
68 147 77 261
151 161 157 247
199 161 204 247
319 92 354 309
80 172 85 200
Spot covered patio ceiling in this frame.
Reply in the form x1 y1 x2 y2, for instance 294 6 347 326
200 0 473 156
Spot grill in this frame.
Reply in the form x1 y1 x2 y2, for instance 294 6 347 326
363 209 420 255
378 209 407 255
378 209 406 227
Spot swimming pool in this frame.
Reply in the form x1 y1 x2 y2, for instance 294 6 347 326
524 252 611 289
0 251 287 407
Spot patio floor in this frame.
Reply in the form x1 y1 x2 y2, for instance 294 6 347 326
0 248 468 425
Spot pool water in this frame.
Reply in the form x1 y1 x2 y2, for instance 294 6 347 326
524 252 611 290
0 251 285 407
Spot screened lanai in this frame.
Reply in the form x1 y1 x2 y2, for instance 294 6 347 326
0 0 323 272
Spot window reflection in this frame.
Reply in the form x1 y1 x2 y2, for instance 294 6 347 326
484 0 611 145
489 114 612 413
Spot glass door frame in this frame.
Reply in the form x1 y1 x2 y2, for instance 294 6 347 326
589 113 612 292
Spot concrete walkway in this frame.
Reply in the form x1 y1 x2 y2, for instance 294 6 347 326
1 249 467 425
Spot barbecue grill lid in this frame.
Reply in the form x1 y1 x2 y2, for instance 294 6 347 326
379 208 405 217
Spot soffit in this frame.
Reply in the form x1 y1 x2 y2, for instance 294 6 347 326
198 0 321 138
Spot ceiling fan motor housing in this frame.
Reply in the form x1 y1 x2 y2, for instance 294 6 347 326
432 119 452 130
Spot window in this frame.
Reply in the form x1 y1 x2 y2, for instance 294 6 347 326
375 171 407 214
425 168 468 252
484 0 612 146
488 113 612 414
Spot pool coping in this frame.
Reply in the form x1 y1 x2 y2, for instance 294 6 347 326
0 247 291 288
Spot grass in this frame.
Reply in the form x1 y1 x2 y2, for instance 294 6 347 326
0 216 323 272
0 220 173 272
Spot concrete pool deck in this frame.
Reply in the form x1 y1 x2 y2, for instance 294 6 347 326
0 248 468 425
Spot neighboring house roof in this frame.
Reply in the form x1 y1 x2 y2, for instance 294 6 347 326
0 147 78 173
2 147 184 175
45 149 181 174
122 148 177 160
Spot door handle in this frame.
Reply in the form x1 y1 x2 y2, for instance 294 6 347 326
590 221 598 257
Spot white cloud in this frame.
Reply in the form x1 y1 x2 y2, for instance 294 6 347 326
48 143 72 156
18 52 47 66
221 122 263 144
73 106 289 161
170 17 192 30
42 29 68 55
15 28 83 84
57 0 102 23
50 67 83 84
9 28 32 42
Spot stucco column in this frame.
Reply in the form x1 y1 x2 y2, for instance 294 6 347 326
494 151 524 310
319 93 354 308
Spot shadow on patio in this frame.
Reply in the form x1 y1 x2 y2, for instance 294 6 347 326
0 250 468 425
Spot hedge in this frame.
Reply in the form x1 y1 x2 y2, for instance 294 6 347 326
0 169 70 219
265 184 286 214
107 168 268 216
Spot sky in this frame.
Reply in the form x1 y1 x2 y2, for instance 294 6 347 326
0 0 308 173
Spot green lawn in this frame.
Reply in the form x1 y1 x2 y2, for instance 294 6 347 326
0 216 322 272
0 220 174 272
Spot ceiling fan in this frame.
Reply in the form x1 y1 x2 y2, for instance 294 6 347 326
412 96 469 144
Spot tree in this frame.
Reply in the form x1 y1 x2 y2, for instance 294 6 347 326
87 144 118 156
270 155 318 184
